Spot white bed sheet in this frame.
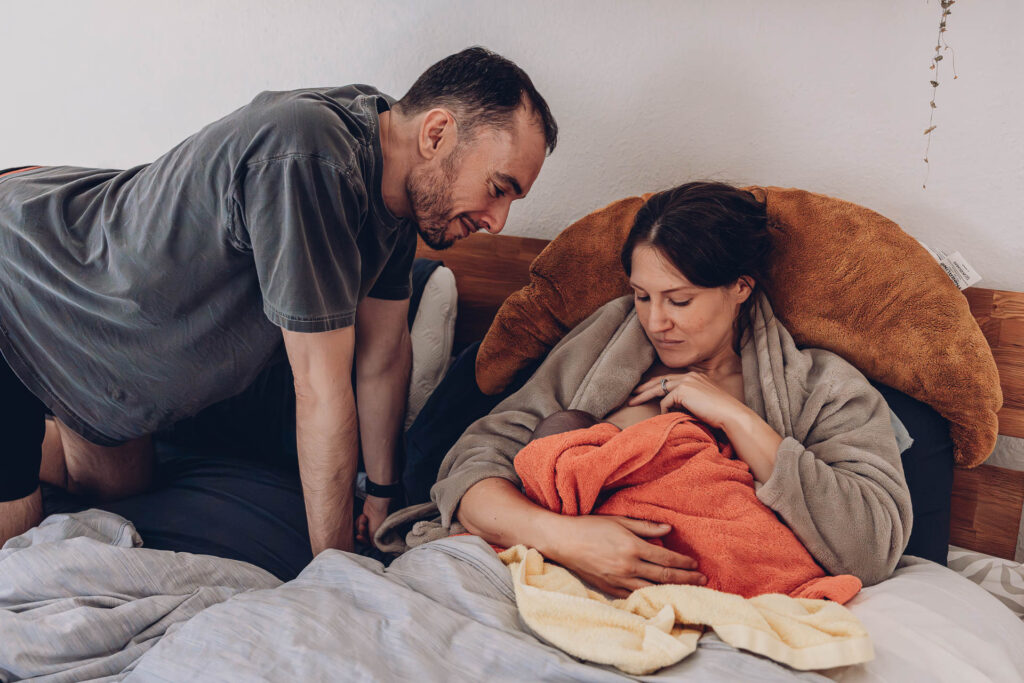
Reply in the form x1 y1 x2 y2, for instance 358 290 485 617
823 556 1024 682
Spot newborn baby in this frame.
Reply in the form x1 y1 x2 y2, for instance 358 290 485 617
516 405 861 601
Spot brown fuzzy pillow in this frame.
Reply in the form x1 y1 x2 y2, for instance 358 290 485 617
476 186 1001 467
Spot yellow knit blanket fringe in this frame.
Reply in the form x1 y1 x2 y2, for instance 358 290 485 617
498 545 874 675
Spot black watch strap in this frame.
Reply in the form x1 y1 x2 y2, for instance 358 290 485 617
365 478 401 498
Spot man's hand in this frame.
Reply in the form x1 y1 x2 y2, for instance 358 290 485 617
355 495 390 545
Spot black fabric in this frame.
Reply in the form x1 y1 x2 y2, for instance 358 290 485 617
407 258 444 327
157 356 298 468
402 342 531 506
41 442 313 581
870 380 955 565
0 350 46 501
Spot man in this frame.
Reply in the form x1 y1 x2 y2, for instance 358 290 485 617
0 47 558 553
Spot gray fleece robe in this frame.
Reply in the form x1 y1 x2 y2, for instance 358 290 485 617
378 294 913 586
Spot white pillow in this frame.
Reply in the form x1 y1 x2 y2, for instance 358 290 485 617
405 266 457 430
827 556 1024 681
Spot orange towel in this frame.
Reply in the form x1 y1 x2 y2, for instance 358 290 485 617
515 412 861 604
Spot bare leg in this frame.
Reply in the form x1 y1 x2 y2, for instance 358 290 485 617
38 418 68 487
0 488 42 546
56 419 154 501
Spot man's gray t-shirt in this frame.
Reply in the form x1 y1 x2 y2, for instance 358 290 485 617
0 85 415 445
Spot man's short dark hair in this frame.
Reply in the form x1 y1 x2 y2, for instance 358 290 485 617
396 46 558 154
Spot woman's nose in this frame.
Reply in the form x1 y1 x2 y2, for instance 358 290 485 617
647 302 673 331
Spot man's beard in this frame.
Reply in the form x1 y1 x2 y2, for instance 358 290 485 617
407 147 461 250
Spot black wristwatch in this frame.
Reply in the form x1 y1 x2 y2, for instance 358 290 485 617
364 478 401 499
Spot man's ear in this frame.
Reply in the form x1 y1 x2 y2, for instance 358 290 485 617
418 108 456 160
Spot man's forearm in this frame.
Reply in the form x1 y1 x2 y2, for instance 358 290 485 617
295 387 361 554
355 328 411 487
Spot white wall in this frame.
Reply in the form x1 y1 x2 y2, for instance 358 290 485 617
2 0 1021 289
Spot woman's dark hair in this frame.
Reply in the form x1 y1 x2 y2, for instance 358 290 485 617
620 181 772 344
396 46 558 154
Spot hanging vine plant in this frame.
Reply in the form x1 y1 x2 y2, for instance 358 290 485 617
923 0 958 188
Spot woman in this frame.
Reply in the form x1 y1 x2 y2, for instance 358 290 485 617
381 182 912 597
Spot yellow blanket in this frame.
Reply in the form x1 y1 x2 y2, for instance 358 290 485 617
499 545 873 675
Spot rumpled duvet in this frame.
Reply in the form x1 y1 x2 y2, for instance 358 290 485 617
3 510 1024 682
0 510 824 683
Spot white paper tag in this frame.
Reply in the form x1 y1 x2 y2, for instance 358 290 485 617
917 240 982 290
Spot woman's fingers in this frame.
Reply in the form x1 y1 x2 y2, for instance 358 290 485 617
660 392 682 414
607 576 657 597
634 561 706 586
627 387 661 406
612 516 671 538
637 541 700 571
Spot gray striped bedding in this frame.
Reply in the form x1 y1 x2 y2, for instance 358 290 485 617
3 510 1023 681
947 546 1024 619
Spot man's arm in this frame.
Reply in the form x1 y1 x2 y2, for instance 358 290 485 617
354 296 412 544
282 325 359 555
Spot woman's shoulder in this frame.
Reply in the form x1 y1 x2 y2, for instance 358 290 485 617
555 295 636 347
748 293 876 399
799 344 877 397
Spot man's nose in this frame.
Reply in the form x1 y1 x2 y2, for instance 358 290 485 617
484 200 512 234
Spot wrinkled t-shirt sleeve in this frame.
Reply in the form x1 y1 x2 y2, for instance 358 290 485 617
239 155 364 332
368 227 415 300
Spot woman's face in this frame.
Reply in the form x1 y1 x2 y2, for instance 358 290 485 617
629 245 752 369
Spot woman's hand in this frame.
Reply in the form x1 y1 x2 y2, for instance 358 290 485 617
544 514 706 598
631 372 783 482
629 371 745 429
355 495 390 547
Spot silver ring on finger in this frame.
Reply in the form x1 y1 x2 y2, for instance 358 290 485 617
661 378 669 396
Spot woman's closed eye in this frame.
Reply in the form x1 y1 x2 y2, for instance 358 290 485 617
634 293 691 307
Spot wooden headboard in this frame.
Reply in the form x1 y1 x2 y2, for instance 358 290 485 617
418 233 1024 561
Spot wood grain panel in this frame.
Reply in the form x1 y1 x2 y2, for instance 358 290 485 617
950 464 1024 559
994 290 1024 319
968 287 1024 439
996 407 1024 441
416 233 548 347
1000 319 1024 350
964 287 993 317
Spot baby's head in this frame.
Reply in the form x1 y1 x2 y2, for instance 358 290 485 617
529 410 600 442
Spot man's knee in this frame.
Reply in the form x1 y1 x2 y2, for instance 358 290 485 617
530 409 599 442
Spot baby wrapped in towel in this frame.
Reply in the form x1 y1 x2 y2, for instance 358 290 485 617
518 407 862 603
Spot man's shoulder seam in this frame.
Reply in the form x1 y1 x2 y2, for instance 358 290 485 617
244 152 356 177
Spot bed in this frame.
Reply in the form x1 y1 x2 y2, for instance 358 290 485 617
2 233 1023 682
